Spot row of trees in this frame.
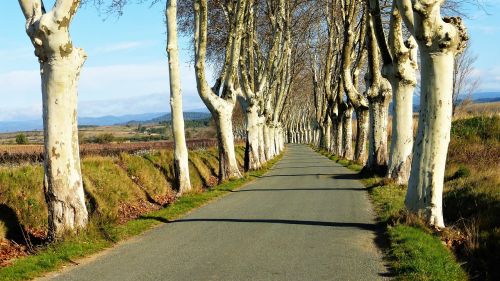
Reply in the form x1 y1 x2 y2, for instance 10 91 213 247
282 0 470 229
16 0 471 239
15 0 291 239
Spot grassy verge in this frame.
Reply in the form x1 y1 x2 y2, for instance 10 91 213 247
314 147 468 281
0 153 283 281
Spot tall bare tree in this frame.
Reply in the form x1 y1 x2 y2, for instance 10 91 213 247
18 0 88 240
166 0 192 194
194 0 245 181
452 44 480 115
398 0 469 228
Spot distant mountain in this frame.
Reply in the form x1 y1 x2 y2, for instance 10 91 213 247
0 111 211 133
474 97 500 103
124 112 211 125
411 92 500 112
80 112 165 127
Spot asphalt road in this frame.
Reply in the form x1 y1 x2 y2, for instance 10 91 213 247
43 144 388 281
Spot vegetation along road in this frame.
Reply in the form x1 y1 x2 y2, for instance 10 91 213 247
42 145 387 281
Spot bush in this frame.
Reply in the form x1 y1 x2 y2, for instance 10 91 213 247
15 134 28 145
453 165 471 179
94 134 114 144
451 116 500 142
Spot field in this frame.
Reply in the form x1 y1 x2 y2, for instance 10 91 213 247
0 144 247 267
0 139 221 164
0 120 217 145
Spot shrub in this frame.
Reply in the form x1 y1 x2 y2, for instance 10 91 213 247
15 134 28 145
94 133 114 144
453 165 471 179
451 116 500 142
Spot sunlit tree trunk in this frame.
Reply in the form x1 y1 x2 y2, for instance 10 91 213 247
342 103 354 160
19 0 88 240
403 0 468 228
386 2 418 184
166 0 192 194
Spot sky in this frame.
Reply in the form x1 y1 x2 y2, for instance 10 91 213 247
0 1 499 122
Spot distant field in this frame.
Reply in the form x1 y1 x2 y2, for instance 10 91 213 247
0 139 220 164
455 101 500 118
0 118 216 145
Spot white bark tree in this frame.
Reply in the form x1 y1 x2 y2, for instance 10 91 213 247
340 1 370 164
18 0 88 240
194 0 244 181
166 0 192 194
365 12 392 174
367 0 418 183
399 0 469 228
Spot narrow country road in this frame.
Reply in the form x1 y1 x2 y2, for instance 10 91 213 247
43 144 388 281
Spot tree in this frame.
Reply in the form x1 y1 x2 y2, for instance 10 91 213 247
166 0 192 194
398 0 469 228
193 0 244 181
367 0 418 183
340 0 370 163
18 0 88 240
452 44 480 115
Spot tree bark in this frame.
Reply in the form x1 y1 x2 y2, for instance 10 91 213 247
342 103 354 160
354 109 369 164
19 0 88 240
166 0 192 194
403 0 468 228
243 102 261 170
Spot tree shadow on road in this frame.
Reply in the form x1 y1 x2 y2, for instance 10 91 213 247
231 187 366 192
140 217 378 231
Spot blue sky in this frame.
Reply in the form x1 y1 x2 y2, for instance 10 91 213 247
0 1 499 122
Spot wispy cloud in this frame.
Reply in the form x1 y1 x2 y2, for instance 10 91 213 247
0 60 210 122
93 40 152 54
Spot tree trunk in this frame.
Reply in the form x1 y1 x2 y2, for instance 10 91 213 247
404 1 468 228
367 87 391 174
333 115 343 156
166 0 192 194
244 104 261 170
214 109 242 181
258 116 267 163
387 80 415 183
19 0 89 240
354 108 369 164
342 105 354 160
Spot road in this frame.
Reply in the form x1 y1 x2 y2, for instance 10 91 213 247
44 144 388 281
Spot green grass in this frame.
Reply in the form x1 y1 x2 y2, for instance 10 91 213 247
389 225 467 281
0 165 46 233
82 157 145 222
313 147 468 281
0 151 283 281
119 153 174 201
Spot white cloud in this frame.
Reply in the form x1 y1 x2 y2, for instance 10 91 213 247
0 60 209 121
92 40 152 54
474 66 500 92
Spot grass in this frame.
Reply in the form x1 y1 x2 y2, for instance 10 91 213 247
388 225 468 281
0 150 283 281
119 153 174 202
313 147 468 281
0 165 46 233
